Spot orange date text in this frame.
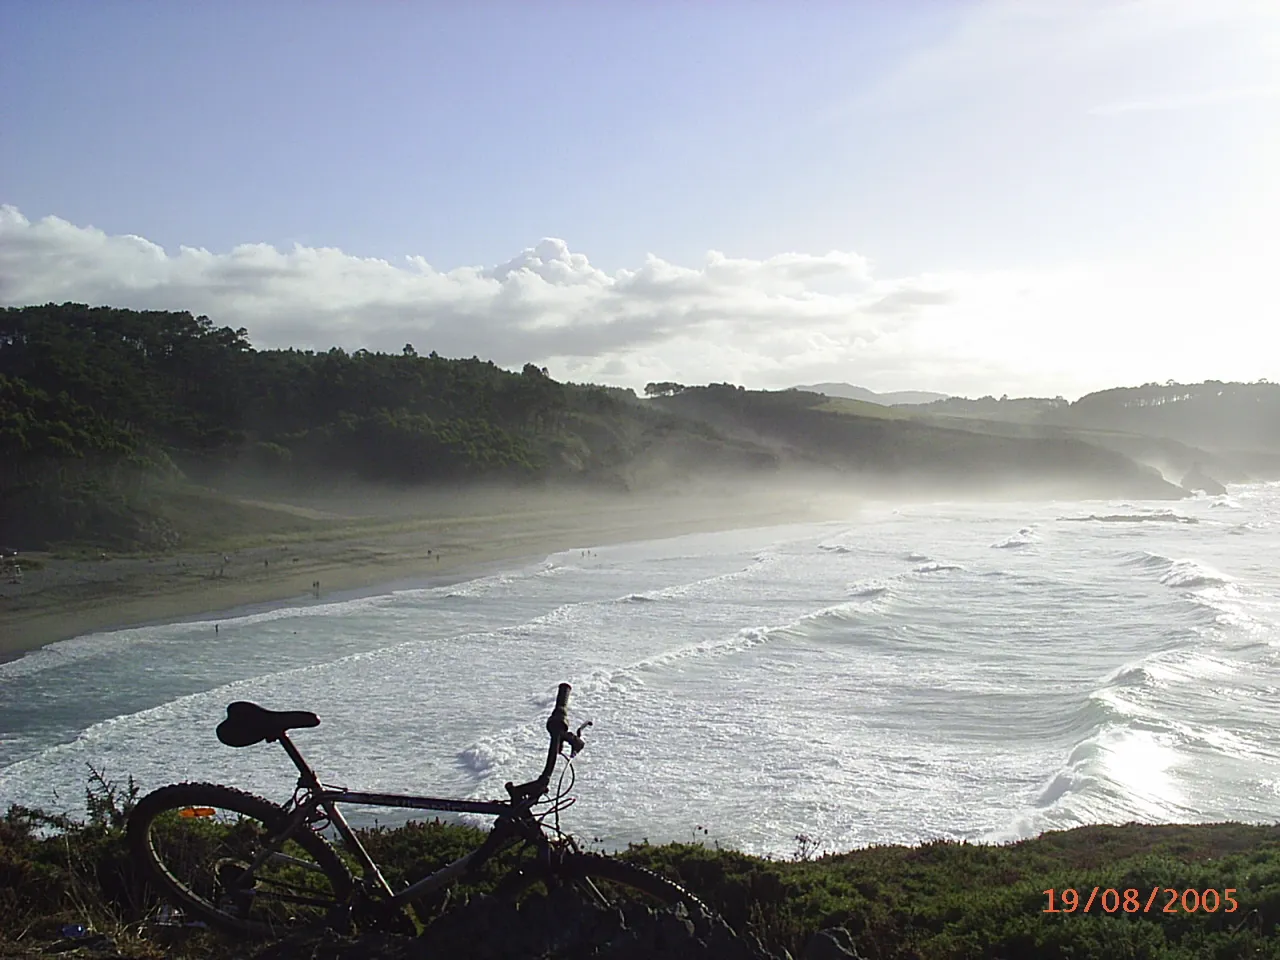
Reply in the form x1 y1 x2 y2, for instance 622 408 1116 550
1044 887 1238 914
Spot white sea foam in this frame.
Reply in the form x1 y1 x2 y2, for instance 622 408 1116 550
3 488 1280 857
991 526 1037 549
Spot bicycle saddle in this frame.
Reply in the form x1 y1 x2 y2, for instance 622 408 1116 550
216 701 320 748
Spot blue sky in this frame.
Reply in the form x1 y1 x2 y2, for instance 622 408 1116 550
2 1 1277 396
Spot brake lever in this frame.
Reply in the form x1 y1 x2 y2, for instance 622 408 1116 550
567 720 593 757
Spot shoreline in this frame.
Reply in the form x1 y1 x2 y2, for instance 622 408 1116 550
39 553 540 652
0 490 841 664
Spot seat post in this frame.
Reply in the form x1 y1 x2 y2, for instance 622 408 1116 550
276 732 322 790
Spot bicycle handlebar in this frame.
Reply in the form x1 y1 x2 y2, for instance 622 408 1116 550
504 681 587 805
547 683 585 749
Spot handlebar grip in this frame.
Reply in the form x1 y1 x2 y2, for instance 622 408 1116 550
555 683 572 711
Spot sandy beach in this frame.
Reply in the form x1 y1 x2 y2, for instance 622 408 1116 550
0 484 842 663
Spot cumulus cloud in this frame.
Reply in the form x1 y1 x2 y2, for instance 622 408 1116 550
2 206 1273 399
0 206 949 387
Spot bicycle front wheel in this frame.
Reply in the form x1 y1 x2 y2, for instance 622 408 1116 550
128 782 353 937
503 851 704 911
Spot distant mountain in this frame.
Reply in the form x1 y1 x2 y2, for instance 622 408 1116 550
791 383 950 406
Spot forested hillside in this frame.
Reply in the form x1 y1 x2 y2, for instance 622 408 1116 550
1 304 1210 551
902 382 1280 455
0 304 769 548
1052 381 1280 452
652 385 1184 499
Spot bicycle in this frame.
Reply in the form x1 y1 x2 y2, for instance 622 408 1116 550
126 683 701 937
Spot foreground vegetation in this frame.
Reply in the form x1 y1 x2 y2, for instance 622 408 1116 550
4 775 1280 959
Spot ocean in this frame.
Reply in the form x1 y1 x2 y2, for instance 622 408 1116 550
2 484 1278 858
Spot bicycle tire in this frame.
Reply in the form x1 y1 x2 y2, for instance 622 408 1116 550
128 782 353 937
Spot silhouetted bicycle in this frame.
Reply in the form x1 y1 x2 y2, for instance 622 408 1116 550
127 683 699 936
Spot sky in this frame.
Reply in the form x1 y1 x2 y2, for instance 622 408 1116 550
1 0 1277 399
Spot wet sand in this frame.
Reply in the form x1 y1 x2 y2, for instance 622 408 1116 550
0 488 837 663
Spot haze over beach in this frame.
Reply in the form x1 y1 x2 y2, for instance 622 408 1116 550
3 3 1280 958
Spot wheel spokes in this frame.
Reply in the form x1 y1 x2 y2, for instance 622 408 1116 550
147 804 343 927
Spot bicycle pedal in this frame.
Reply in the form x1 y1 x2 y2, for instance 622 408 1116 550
213 859 256 916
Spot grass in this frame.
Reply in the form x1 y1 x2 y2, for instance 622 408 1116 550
1 771 158 958
813 397 913 420
35 486 345 558
4 772 1280 959
624 825 1280 958
148 487 341 551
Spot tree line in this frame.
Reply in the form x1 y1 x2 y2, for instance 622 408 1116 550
0 303 633 546
1049 380 1280 451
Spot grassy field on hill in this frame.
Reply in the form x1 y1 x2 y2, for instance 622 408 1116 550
812 396 912 420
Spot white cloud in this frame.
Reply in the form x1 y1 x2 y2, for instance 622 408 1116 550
0 205 936 381
0 206 1274 400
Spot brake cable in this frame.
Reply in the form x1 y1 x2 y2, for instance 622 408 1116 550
532 743 580 842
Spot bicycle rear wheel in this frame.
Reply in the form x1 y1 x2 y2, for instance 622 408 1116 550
128 782 352 937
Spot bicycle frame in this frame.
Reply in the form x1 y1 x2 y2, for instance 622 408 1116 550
254 730 552 909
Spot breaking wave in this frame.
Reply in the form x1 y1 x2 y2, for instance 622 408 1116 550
991 527 1036 549
1062 512 1198 525
4 485 1280 859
